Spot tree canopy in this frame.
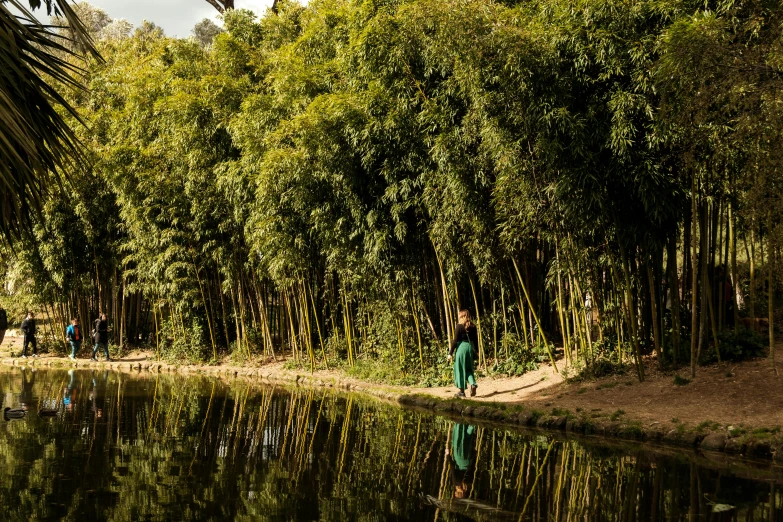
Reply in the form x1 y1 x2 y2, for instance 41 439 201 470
1 0 781 382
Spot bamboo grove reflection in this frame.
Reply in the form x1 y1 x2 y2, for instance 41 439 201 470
0 368 780 521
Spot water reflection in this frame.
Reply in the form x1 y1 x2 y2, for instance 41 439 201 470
0 368 779 521
450 423 476 500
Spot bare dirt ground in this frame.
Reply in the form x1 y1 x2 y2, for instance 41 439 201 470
3 330 781 432
418 347 783 431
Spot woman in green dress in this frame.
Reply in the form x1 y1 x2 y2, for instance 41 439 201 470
448 309 478 398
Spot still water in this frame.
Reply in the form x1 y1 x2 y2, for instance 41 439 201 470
0 368 780 521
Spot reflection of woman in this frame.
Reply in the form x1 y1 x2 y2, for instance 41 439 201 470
447 423 476 499
448 309 478 398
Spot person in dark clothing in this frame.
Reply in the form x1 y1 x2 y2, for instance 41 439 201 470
0 307 7 346
446 422 477 499
448 309 478 398
20 312 37 358
92 313 110 361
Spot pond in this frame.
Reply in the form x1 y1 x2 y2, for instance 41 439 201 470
0 368 780 521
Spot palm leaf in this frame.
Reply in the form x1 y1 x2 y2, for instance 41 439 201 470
0 0 99 242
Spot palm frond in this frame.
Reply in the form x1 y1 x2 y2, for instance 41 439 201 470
0 0 99 242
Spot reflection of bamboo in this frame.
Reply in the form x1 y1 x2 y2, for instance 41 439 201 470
519 441 555 521
250 386 275 457
163 391 182 437
489 431 496 493
470 426 485 500
336 397 354 482
306 395 326 458
280 393 298 458
405 417 422 494
512 443 528 511
621 456 642 520
651 461 662 521
190 381 215 473
553 443 568 521
437 424 452 501
146 374 159 438
293 389 314 475
229 385 251 461
116 374 123 445
393 412 403 462
497 433 508 508
689 462 697 521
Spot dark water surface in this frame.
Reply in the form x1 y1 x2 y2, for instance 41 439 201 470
0 368 781 521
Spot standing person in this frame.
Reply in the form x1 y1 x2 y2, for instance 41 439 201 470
92 313 110 362
66 317 84 361
0 306 7 346
448 309 478 398
20 311 37 359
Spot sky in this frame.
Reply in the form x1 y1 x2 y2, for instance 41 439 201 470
37 1 276 38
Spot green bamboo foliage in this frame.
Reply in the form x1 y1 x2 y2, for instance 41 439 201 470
1 0 781 380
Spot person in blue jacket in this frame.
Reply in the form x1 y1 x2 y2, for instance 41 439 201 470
66 317 84 360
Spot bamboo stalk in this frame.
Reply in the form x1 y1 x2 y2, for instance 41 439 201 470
647 262 662 367
435 251 453 350
192 261 217 360
729 203 739 334
667 234 681 365
410 289 424 370
512 258 557 372
305 279 327 369
469 277 486 369
770 242 776 368
555 242 570 364
690 174 699 378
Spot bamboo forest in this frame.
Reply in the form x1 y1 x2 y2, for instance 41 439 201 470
1 0 781 379
1 0 783 519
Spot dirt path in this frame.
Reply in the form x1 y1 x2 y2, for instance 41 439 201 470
2 331 782 432
418 349 783 431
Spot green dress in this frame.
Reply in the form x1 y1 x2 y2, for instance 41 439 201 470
453 340 477 390
451 423 476 471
